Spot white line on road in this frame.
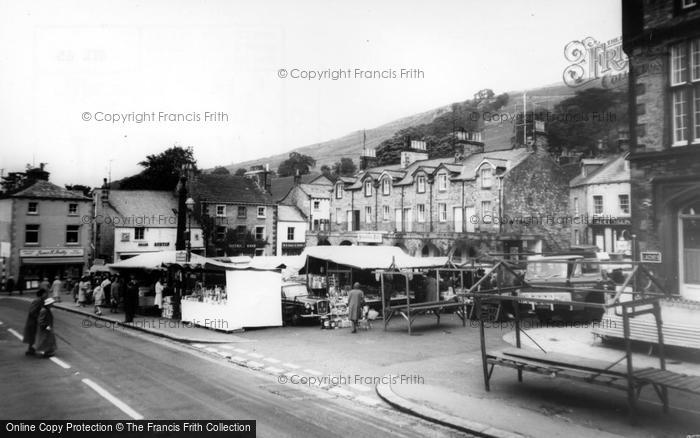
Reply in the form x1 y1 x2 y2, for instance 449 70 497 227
233 348 248 354
230 356 248 363
329 387 355 398
246 361 265 369
247 352 263 358
263 357 281 364
82 379 144 420
265 366 284 374
219 345 236 350
282 363 300 369
191 343 205 348
355 395 382 406
8 328 23 340
304 369 323 376
49 357 71 369
348 383 372 392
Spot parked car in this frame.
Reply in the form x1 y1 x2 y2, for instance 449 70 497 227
281 282 330 326
516 255 615 321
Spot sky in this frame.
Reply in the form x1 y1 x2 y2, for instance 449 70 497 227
0 0 622 187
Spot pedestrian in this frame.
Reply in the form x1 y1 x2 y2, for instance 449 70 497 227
347 282 365 334
17 274 24 295
22 289 48 355
124 276 139 323
154 277 164 315
51 276 62 302
35 297 57 358
78 275 90 307
39 277 50 294
425 274 438 303
101 275 112 306
110 275 121 313
92 284 104 316
5 276 15 295
72 280 80 303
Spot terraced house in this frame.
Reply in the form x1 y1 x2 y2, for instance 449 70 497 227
316 134 571 261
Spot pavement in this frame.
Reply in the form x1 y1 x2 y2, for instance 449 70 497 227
7 290 700 437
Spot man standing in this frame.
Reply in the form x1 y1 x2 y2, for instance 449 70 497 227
347 282 365 334
35 298 57 358
22 289 48 355
100 275 112 308
5 276 15 295
50 276 62 302
39 277 50 294
124 276 139 323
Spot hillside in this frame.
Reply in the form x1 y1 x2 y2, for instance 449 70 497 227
224 76 628 172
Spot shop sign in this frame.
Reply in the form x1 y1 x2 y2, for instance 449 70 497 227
591 216 631 226
282 242 306 249
230 243 257 249
175 250 187 262
357 233 382 243
20 248 84 257
640 251 662 263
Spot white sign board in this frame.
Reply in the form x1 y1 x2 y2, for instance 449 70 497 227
19 248 84 257
640 251 662 263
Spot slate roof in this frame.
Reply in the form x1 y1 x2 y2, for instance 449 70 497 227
570 155 629 188
7 180 89 200
297 183 332 199
106 190 198 228
269 173 327 201
191 175 275 205
455 148 531 180
278 205 307 222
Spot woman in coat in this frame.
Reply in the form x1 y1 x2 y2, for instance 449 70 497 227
78 276 90 307
23 289 48 355
92 285 104 315
347 282 365 334
35 297 57 358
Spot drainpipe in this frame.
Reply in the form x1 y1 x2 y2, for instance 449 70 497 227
429 181 433 233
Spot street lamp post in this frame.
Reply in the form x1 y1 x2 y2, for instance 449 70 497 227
185 198 195 262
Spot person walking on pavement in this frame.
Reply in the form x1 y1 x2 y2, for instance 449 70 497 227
5 276 15 295
347 282 365 334
110 275 121 313
35 297 57 358
124 276 139 323
22 289 48 355
92 284 104 316
154 278 164 316
17 274 24 295
77 275 90 307
50 276 62 302
101 275 112 307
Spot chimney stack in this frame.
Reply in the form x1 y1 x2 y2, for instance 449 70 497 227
359 148 377 170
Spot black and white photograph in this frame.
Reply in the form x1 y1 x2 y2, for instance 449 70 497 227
1 0 700 437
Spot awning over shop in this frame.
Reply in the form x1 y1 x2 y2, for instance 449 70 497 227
21 257 85 265
108 250 231 271
300 246 448 271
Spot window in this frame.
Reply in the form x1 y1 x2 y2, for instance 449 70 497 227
438 203 447 222
257 206 266 218
670 39 700 145
66 225 80 244
417 204 426 222
382 205 390 221
287 227 295 241
416 174 426 193
68 203 78 215
335 184 343 199
437 173 447 191
682 0 697 9
313 201 320 211
481 201 492 223
237 206 246 218
255 248 264 257
619 194 630 214
216 226 226 241
574 229 580 245
213 204 224 217
574 197 579 215
382 178 391 195
25 224 39 244
481 167 492 189
593 195 604 214
134 227 145 240
27 202 38 214
255 226 265 241
236 226 247 240
364 179 373 197
336 208 342 224
365 206 372 223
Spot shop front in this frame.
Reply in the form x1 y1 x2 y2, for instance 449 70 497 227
19 248 87 289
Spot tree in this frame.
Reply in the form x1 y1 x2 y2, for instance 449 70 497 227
65 184 91 197
117 146 198 190
234 168 247 176
320 165 332 178
211 166 230 175
277 152 316 177
332 157 357 177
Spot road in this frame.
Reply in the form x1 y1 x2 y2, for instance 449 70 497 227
0 298 469 438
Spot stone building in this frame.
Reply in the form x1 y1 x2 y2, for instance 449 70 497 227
623 0 700 298
569 155 632 254
316 136 571 261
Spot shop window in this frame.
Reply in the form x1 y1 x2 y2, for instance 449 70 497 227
66 225 80 244
255 226 265 241
237 206 246 218
257 206 266 218
619 194 630 214
216 204 226 217
416 174 426 193
438 203 447 222
25 224 39 245
134 227 145 240
27 202 38 215
68 203 78 215
287 227 295 241
593 195 604 214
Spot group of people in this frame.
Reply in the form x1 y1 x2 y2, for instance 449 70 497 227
22 289 56 358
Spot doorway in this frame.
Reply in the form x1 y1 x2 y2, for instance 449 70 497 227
679 201 700 300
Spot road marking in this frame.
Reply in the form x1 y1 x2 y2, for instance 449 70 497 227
219 345 236 350
304 369 323 376
215 350 231 358
233 348 248 354
246 361 264 369
247 352 263 358
191 343 205 348
8 328 23 340
265 366 284 374
282 363 300 369
263 357 280 364
284 371 297 378
205 347 219 353
355 395 381 406
329 387 354 398
348 383 372 392
50 357 71 369
82 379 144 420
230 356 248 364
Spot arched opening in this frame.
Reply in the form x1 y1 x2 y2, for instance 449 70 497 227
448 240 477 263
339 240 353 246
419 242 441 258
317 238 331 246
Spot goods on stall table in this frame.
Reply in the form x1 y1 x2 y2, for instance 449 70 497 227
161 296 174 319
182 286 227 305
